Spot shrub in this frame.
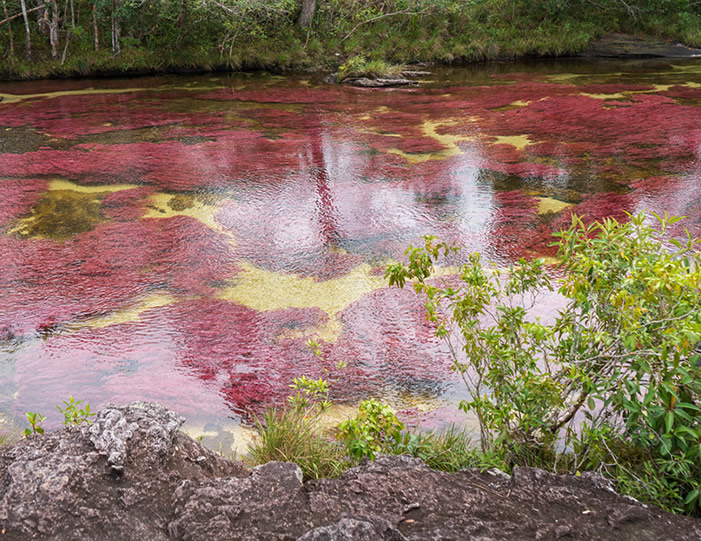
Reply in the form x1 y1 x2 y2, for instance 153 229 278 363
387 212 700 514
337 398 404 459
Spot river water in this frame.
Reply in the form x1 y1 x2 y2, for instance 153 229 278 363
0 59 699 451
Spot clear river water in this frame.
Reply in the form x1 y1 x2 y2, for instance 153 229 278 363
0 58 699 452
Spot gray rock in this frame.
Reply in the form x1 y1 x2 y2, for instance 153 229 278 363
580 33 701 58
1 402 699 541
0 402 246 541
297 517 406 541
345 77 418 88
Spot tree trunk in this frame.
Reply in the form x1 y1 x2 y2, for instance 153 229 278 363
47 0 59 59
35 0 45 34
92 0 98 51
111 0 120 54
19 0 30 60
297 0 317 29
2 0 13 55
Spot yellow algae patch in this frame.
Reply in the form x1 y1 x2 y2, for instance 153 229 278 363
142 193 236 248
388 119 476 164
539 256 561 266
48 178 139 194
182 420 258 457
9 179 139 240
218 260 386 315
581 83 675 100
359 127 403 138
491 99 533 112
0 84 224 105
316 404 360 431
65 292 180 331
547 73 581 83
279 318 344 344
217 261 387 342
490 135 535 151
536 197 573 215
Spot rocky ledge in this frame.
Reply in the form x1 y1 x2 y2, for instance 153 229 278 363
579 33 701 58
1 402 698 540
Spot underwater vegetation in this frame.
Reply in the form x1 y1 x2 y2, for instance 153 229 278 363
0 62 699 427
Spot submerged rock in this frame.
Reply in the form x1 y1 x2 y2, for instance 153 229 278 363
325 73 423 87
0 402 698 540
345 77 419 88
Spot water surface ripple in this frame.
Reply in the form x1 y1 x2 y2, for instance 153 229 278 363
0 59 699 446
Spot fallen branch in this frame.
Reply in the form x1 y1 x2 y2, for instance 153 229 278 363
0 4 44 27
341 6 431 43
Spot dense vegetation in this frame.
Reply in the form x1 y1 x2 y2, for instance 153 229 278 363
251 213 700 516
0 0 700 79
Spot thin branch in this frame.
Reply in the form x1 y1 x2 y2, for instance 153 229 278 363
0 3 43 26
341 6 431 43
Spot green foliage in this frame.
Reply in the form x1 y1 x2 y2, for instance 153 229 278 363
2 0 699 79
247 407 348 480
336 55 405 82
387 212 700 514
23 412 45 437
288 338 345 413
56 396 95 426
21 396 95 438
337 398 404 459
394 425 480 472
289 375 331 413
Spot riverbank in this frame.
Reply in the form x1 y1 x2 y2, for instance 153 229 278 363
0 1 699 81
1 402 699 540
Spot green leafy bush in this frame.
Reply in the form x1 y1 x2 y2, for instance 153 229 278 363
56 395 96 426
23 412 45 437
387 212 700 514
337 398 404 459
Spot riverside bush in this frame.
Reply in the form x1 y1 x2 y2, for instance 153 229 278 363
337 398 404 460
386 212 700 514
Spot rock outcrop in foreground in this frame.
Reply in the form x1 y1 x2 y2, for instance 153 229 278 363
1 402 698 540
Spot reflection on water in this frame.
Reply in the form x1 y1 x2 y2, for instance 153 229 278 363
0 59 699 445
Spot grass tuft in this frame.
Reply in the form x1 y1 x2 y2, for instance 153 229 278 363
246 408 348 480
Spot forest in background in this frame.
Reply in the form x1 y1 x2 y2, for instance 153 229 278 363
0 0 700 80
0 0 701 79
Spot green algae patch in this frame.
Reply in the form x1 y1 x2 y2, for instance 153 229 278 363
9 180 138 240
11 190 105 240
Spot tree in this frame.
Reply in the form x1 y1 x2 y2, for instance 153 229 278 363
19 0 31 60
2 0 14 56
297 0 316 29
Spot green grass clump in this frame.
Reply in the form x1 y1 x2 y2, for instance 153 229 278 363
336 56 405 82
246 408 348 480
394 425 480 472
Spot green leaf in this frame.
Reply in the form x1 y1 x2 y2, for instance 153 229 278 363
665 411 674 434
684 489 699 505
